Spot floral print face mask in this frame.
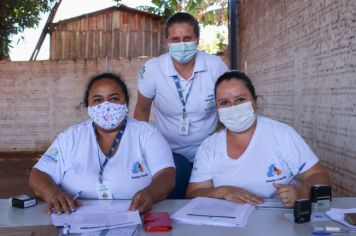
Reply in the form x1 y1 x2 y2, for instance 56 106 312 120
88 101 128 130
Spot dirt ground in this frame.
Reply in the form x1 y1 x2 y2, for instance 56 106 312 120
0 152 41 198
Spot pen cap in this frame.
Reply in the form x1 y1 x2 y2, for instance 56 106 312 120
294 199 311 224
310 185 332 203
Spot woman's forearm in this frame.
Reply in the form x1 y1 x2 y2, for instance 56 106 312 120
145 167 176 202
298 172 331 198
28 168 62 202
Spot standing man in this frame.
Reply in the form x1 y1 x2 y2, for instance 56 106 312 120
134 12 228 198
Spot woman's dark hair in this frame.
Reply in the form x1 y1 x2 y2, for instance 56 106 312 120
83 72 129 107
165 12 200 39
214 70 257 99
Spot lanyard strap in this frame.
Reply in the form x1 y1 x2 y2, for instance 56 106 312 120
92 119 127 183
173 75 194 118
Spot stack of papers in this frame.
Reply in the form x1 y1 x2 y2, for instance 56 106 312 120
256 198 287 209
171 197 254 227
51 200 141 233
326 208 356 229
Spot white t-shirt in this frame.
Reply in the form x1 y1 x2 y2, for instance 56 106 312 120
190 116 319 198
138 51 228 161
34 118 175 199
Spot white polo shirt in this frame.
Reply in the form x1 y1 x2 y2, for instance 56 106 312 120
34 117 175 199
190 116 319 198
138 51 228 162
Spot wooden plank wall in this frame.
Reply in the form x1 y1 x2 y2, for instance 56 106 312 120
50 10 165 59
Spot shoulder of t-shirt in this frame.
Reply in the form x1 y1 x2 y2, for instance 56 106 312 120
56 119 92 140
197 51 226 64
126 117 158 136
143 53 169 69
258 115 297 138
200 128 225 148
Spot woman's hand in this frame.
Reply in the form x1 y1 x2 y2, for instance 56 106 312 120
219 186 264 205
273 183 304 208
47 190 82 215
129 189 154 214
273 162 331 208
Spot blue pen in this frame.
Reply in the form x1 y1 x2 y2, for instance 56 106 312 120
312 230 330 236
73 190 82 200
288 162 306 184
71 190 82 212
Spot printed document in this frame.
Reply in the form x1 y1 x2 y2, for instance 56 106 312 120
51 200 141 233
326 208 356 229
171 197 254 227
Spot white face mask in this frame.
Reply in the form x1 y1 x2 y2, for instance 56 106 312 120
88 101 128 130
168 41 197 64
218 101 256 132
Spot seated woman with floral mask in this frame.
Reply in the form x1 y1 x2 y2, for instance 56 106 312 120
29 72 175 214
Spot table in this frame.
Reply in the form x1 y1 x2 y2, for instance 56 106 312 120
0 197 355 236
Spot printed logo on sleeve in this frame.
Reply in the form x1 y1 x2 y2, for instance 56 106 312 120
131 161 148 179
205 94 216 111
139 66 145 80
266 164 286 183
42 148 59 164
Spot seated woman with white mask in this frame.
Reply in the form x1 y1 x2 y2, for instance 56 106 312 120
186 71 331 207
29 72 175 214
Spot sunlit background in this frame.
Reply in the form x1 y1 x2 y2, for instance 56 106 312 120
9 0 227 61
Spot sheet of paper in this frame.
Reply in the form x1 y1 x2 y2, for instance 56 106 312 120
326 208 356 229
51 200 141 233
256 198 287 209
78 225 139 236
171 197 254 227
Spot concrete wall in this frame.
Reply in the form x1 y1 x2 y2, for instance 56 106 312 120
0 58 144 152
238 0 356 196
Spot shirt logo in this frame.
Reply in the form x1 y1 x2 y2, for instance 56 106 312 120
42 147 59 163
266 164 286 183
139 66 145 80
132 161 145 174
205 94 216 111
267 164 282 177
131 161 148 179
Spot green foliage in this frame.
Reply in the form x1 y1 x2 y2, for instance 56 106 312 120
198 25 228 55
0 0 56 60
114 0 228 25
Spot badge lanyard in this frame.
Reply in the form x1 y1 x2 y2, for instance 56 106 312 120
173 75 194 119
92 119 127 183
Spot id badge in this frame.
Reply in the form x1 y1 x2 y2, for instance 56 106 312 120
95 180 113 199
178 117 189 135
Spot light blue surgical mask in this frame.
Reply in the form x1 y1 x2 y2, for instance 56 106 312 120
168 41 197 64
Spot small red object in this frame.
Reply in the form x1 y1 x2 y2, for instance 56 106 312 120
143 212 172 232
